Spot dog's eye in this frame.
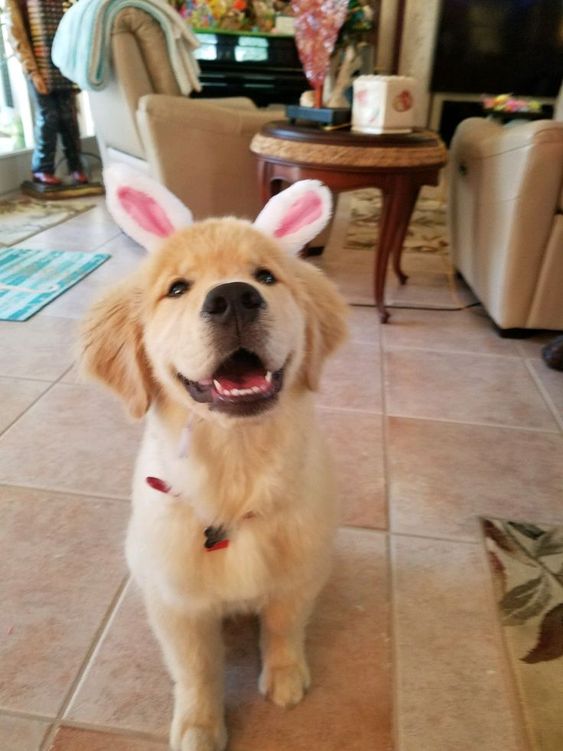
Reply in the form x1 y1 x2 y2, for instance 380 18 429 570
254 268 277 285
167 279 191 298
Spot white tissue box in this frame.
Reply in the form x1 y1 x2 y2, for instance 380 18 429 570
352 75 417 134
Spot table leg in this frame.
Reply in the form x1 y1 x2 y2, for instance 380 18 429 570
392 185 419 286
258 160 294 204
374 178 420 323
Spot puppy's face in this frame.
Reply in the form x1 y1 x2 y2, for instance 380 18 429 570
82 218 348 421
142 219 312 418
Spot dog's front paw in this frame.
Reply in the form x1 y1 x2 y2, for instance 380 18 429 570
259 660 311 708
170 716 227 751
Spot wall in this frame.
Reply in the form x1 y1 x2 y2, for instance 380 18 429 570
376 0 442 127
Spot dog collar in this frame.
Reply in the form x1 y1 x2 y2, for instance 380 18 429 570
145 415 255 552
145 475 255 552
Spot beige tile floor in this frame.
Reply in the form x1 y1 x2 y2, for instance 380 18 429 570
1 198 562 751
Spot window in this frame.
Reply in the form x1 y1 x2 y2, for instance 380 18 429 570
0 0 34 153
0 0 94 156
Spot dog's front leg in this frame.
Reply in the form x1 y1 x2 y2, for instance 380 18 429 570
259 592 315 709
145 594 226 751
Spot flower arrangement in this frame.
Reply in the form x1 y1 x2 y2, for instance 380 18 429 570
482 93 542 114
292 0 374 109
173 0 279 32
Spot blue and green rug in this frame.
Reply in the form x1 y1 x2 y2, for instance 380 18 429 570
0 248 110 321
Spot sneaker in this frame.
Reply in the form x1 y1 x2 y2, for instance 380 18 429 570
32 172 62 186
71 171 89 185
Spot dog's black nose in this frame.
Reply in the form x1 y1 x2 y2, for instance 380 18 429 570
202 282 265 326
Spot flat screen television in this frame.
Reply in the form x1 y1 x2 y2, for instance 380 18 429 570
431 0 563 97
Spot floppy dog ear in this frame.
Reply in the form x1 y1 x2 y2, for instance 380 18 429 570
254 180 332 255
104 164 193 251
80 281 153 419
297 262 349 391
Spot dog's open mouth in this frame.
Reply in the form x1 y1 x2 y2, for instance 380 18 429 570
178 348 284 416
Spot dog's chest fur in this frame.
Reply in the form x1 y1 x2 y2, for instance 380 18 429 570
125 396 337 612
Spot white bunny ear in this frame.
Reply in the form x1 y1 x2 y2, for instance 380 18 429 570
104 165 193 251
253 180 332 255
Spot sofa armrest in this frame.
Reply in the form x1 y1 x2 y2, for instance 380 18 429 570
137 94 276 219
139 94 275 138
452 117 563 159
205 96 257 111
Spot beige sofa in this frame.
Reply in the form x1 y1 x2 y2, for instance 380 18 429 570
448 90 563 332
89 8 277 219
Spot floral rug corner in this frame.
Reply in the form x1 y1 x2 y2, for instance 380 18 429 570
482 517 563 751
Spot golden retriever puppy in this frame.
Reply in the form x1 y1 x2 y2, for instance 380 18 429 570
81 167 348 751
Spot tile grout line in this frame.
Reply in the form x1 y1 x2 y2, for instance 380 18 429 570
523 358 563 434
317 404 383 416
377 318 401 751
50 719 167 746
5 205 96 248
321 404 561 437
0 360 98 443
39 575 131 751
383 343 522 360
475 527 533 751
7 211 115 253
388 529 480 546
0 480 130 503
0 371 65 441
0 707 54 723
384 410 562 435
0 373 64 384
92 229 128 252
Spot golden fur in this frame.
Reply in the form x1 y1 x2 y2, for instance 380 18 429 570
81 218 348 751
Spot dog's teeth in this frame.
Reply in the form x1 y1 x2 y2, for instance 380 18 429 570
213 379 222 393
232 389 241 396
251 386 261 394
265 371 273 383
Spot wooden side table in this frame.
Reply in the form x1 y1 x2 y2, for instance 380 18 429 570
250 122 447 322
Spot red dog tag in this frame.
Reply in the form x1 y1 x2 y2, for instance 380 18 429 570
205 539 230 553
204 525 229 552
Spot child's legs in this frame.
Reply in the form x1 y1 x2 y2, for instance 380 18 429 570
29 88 59 174
56 90 83 173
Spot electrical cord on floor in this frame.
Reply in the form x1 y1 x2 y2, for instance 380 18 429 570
347 224 483 313
349 301 482 312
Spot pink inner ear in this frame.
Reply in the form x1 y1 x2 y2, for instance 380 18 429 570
117 187 175 238
274 192 323 238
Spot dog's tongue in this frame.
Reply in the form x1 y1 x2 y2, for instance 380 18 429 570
215 371 267 391
213 350 268 391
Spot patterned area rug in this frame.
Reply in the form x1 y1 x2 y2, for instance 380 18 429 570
318 188 474 308
483 518 563 751
0 196 92 247
344 187 449 255
0 248 110 321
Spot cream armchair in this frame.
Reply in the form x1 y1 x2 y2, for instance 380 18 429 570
88 8 276 219
448 95 563 333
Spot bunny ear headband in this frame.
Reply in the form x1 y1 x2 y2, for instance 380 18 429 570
104 164 332 255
